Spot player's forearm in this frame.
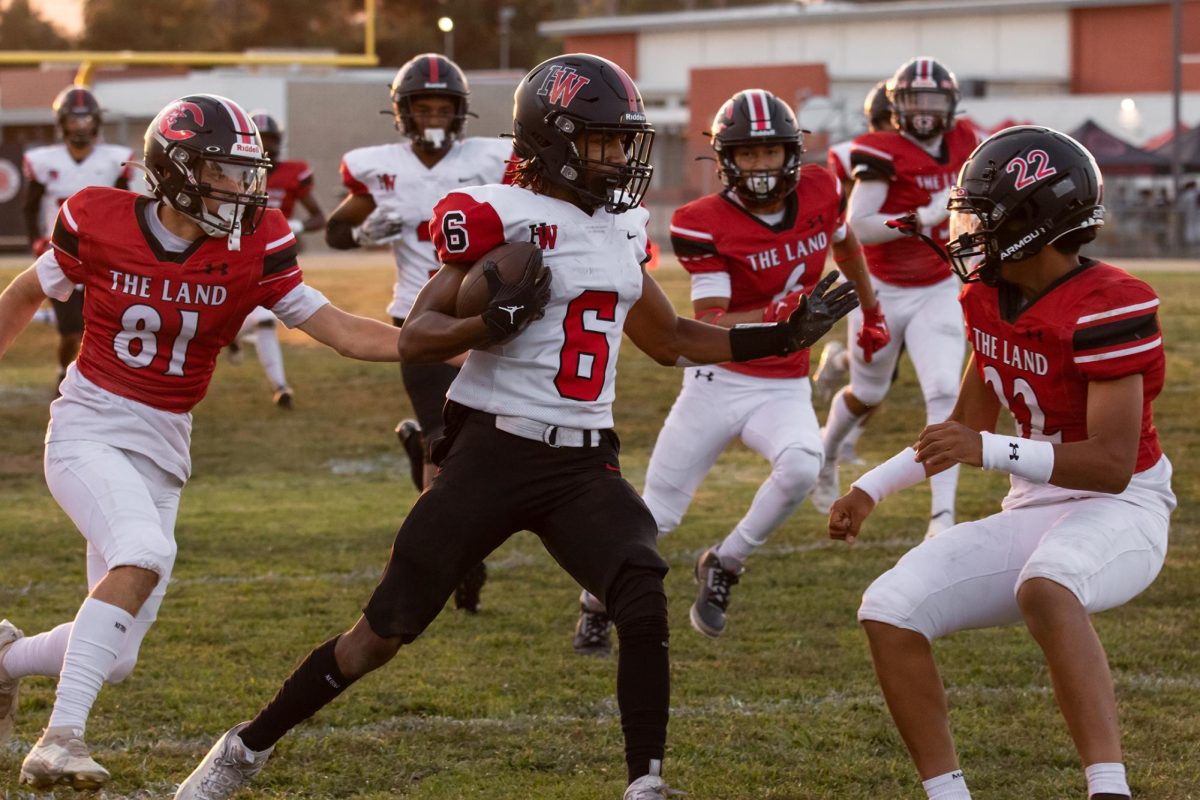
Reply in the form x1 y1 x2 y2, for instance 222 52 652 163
398 311 491 363
324 218 360 250
0 267 48 359
848 181 905 245
831 236 877 309
666 317 736 366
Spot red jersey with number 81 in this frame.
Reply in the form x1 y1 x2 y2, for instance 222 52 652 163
50 187 304 413
850 121 978 286
960 260 1165 502
430 184 648 430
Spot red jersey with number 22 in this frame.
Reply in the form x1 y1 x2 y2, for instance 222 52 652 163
51 187 304 412
961 260 1165 502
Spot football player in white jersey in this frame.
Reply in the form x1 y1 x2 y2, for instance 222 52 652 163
326 53 511 610
175 54 857 800
22 86 133 389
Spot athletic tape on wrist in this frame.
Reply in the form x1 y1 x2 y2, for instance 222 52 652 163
851 447 927 503
980 432 1055 483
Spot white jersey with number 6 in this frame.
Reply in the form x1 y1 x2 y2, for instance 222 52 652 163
430 184 649 430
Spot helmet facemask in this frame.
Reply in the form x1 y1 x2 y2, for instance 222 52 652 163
946 197 997 285
552 116 654 213
395 93 467 151
893 88 955 140
62 113 99 148
716 141 801 205
148 148 270 251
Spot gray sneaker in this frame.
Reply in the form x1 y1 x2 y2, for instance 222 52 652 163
689 548 743 638
573 591 613 657
0 619 22 745
624 760 686 799
20 726 110 790
174 722 274 800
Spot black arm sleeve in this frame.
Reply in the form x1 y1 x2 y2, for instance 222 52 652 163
23 179 45 241
325 217 360 250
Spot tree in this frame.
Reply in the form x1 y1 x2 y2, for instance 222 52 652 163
81 0 229 52
0 0 70 50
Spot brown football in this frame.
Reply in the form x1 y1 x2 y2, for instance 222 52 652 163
455 241 546 318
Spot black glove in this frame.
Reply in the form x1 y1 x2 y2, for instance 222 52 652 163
784 270 860 351
480 255 553 344
728 270 858 362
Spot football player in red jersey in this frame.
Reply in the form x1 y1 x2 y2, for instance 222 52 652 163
569 89 879 649
813 58 981 541
174 55 857 800
814 80 898 463
23 86 133 390
0 94 403 790
326 54 512 611
828 127 1172 800
219 111 328 409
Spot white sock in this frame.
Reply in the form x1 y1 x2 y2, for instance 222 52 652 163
929 463 959 521
1085 762 1129 797
47 598 134 732
922 769 971 799
822 389 863 463
2 622 72 678
253 324 288 390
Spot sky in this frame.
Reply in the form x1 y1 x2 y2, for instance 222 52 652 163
30 0 84 37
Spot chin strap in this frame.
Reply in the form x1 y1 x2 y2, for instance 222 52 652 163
885 212 950 264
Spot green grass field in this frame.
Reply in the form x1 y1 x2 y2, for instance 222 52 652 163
1 253 1197 799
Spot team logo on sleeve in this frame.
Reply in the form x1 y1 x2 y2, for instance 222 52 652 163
537 66 591 108
158 101 206 141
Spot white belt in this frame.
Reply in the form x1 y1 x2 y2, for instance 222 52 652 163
494 414 601 448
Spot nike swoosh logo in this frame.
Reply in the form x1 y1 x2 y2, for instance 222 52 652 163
625 233 638 240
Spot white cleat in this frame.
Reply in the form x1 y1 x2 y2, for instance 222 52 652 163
20 726 111 790
0 619 23 745
809 460 840 515
624 760 686 799
924 511 955 541
175 722 273 800
812 341 848 406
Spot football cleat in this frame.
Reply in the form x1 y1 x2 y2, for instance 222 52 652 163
454 561 488 614
20 726 110 790
809 460 840 515
0 619 23 745
174 722 273 800
812 341 848 406
624 760 686 799
573 592 613 657
272 386 293 410
689 548 742 638
395 418 425 492
924 510 955 541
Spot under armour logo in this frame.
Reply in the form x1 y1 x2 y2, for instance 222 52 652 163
113 621 127 633
204 262 229 276
1009 443 1020 461
499 305 523 324
694 369 714 381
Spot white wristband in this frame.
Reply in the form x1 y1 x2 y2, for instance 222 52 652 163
980 432 1055 483
851 447 927 504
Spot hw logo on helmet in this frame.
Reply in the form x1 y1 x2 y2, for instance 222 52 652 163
159 102 206 141
537 66 591 109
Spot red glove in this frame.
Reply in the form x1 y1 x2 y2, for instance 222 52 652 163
856 302 890 363
31 237 50 257
762 290 805 323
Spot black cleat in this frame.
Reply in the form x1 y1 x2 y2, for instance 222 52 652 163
573 602 613 657
273 386 294 410
395 418 424 492
454 561 487 613
689 548 742 638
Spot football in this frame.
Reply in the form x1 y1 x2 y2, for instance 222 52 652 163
455 241 546 318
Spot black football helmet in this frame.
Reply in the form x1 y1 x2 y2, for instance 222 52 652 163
53 86 101 148
512 53 654 214
863 81 893 132
391 53 470 150
249 110 283 163
143 94 271 249
887 57 960 140
947 126 1105 286
710 89 804 205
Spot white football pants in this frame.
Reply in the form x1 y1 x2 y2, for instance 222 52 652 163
643 367 823 560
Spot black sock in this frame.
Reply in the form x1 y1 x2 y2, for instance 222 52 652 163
240 637 355 752
614 614 670 784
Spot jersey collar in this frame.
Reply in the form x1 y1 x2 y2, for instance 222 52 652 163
135 196 209 264
997 257 1097 323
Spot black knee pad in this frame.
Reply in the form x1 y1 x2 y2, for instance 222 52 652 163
607 566 668 630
